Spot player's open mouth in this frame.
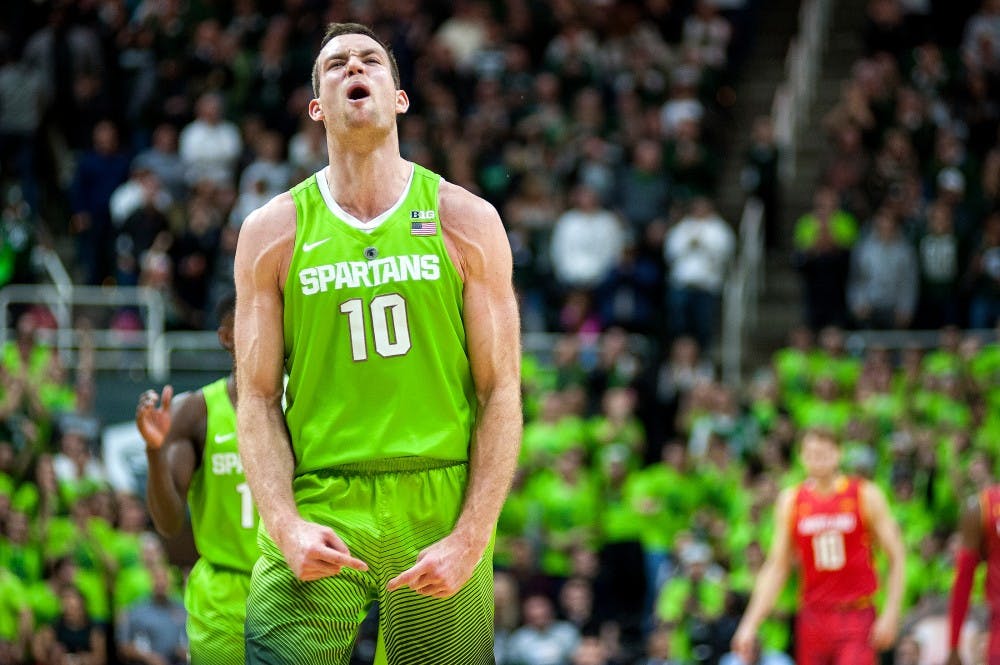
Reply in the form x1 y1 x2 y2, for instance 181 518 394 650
347 83 371 101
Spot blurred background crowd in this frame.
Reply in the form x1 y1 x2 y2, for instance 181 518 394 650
0 0 998 663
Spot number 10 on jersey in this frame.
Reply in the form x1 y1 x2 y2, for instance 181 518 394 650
339 294 412 361
812 530 846 571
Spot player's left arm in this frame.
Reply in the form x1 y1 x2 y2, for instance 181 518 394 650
388 183 522 599
948 495 984 664
138 386 203 538
863 480 906 650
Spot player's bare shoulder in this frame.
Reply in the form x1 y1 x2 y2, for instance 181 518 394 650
859 477 889 508
438 180 510 282
235 192 298 288
774 485 798 518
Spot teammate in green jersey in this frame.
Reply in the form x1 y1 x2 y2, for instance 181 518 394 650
136 294 258 665
233 21 522 665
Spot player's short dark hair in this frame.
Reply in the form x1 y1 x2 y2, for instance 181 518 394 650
802 426 840 446
311 22 400 97
214 291 236 323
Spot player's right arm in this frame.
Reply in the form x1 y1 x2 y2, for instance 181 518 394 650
137 385 203 537
732 486 796 661
234 197 367 581
948 494 984 665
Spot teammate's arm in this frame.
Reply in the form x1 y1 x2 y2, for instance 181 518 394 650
948 495 984 665
731 487 796 661
863 480 905 650
234 199 367 582
388 186 522 599
137 386 203 537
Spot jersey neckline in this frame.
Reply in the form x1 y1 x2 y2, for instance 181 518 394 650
315 163 415 233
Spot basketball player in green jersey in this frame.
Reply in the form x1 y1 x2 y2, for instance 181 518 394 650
233 21 522 665
136 295 258 665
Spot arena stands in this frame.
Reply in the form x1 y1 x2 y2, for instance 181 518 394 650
0 0 998 663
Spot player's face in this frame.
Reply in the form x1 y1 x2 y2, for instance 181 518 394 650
800 432 841 479
309 33 407 136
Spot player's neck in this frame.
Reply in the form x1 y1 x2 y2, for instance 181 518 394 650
226 373 237 406
808 473 842 495
324 137 410 222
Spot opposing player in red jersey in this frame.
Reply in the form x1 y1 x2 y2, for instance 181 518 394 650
732 427 906 664
947 485 1000 665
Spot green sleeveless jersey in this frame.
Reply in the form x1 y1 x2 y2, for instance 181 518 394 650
188 377 258 573
283 164 475 472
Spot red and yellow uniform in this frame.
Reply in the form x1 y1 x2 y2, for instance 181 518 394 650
980 486 1000 659
791 476 877 664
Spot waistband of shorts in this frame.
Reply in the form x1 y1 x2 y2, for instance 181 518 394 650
308 457 468 476
195 557 254 578
808 595 875 612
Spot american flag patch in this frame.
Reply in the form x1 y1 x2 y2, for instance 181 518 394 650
411 221 437 236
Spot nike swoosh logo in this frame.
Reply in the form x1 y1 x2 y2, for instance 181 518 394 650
214 432 236 444
303 238 332 252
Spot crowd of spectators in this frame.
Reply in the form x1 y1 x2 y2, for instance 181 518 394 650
494 318 1000 664
793 0 1000 333
0 310 193 665
0 0 755 343
0 0 999 664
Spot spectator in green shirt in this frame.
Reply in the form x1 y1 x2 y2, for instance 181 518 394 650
528 448 600 578
921 326 963 377
589 387 645 471
0 566 31 657
1 510 41 583
812 326 862 394
792 186 858 330
773 327 818 400
655 540 726 661
521 391 588 471
30 585 105 665
788 375 854 434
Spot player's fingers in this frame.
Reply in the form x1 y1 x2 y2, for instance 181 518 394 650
412 583 448 598
137 390 157 409
161 385 173 410
316 546 368 572
324 529 353 554
320 530 368 571
408 571 443 591
387 563 428 591
299 563 341 581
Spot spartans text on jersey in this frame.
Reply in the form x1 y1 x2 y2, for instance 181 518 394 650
298 254 441 294
212 452 244 475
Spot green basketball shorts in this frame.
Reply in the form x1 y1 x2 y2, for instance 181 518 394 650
185 557 252 665
245 459 495 665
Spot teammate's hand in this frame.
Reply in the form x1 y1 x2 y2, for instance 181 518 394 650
387 531 483 599
869 612 898 650
729 625 757 664
279 519 368 582
136 386 173 450
945 649 963 665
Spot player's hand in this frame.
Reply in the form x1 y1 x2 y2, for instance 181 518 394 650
869 612 898 650
729 624 757 664
279 519 368 582
945 650 963 665
387 531 484 599
136 386 173 450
